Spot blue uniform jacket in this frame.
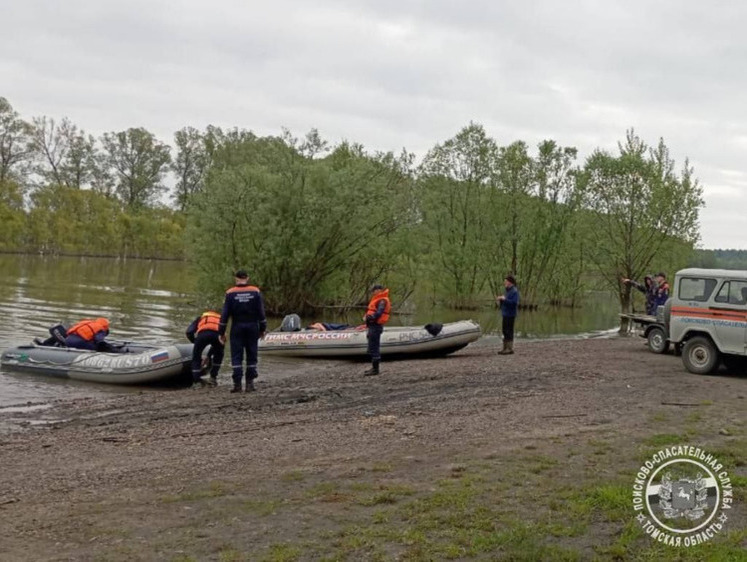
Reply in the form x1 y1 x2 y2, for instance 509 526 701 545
501 285 520 318
219 285 267 336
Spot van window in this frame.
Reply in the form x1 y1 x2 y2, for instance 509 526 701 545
714 280 747 305
678 277 717 302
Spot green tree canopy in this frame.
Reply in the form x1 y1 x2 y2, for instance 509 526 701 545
101 128 172 208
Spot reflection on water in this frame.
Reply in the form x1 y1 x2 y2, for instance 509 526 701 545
0 255 621 407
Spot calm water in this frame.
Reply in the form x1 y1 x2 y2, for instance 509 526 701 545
0 255 621 407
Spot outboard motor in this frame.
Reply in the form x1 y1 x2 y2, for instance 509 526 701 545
280 314 302 332
49 324 68 345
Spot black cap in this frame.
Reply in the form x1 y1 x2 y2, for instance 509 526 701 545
370 284 385 292
505 275 516 285
656 272 666 278
234 270 248 279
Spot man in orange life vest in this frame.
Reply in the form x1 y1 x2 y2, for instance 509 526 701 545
363 284 391 376
64 318 112 351
186 310 224 388
218 270 267 393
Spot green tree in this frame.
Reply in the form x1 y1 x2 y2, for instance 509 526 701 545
188 132 416 313
418 123 499 307
582 130 703 331
101 128 171 208
488 140 584 304
0 179 26 249
30 116 98 189
0 97 33 183
172 126 212 211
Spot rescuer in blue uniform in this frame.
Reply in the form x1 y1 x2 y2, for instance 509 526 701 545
186 310 224 388
219 270 267 393
496 275 519 355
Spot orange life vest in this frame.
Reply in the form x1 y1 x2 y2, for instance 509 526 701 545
226 285 261 294
366 289 391 325
197 311 221 333
67 318 110 341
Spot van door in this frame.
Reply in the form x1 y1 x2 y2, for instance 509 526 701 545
711 280 747 355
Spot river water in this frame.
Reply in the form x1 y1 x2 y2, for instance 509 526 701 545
0 255 621 408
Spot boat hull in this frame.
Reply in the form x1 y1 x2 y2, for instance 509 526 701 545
0 341 193 385
259 320 481 358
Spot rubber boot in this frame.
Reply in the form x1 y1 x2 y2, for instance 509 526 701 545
207 376 218 387
245 380 256 392
230 383 242 393
499 341 514 355
363 361 380 376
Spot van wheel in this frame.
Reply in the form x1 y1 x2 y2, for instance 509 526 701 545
682 337 719 375
647 327 669 354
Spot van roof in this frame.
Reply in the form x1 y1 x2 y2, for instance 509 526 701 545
677 268 747 280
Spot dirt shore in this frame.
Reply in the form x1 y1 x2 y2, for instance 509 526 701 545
1 337 745 561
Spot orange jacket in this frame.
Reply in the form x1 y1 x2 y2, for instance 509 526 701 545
366 289 391 325
197 311 221 333
67 318 110 341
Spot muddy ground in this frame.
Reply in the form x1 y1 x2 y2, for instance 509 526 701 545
0 337 745 561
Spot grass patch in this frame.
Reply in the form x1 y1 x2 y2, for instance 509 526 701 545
522 454 558 474
730 474 747 502
641 433 687 447
280 470 305 482
261 543 302 562
371 462 393 473
357 484 415 506
707 441 747 468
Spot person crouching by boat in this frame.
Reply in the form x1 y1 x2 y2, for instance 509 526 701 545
64 318 113 351
186 310 224 388
363 284 391 376
219 270 267 393
496 275 519 355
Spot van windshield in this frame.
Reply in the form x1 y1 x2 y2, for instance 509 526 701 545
678 277 717 302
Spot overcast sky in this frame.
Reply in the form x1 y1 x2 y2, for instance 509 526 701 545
2 0 745 249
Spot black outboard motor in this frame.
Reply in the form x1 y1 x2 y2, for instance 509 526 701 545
50 324 68 345
280 314 302 332
34 324 68 347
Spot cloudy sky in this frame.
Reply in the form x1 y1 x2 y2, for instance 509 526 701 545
2 0 745 248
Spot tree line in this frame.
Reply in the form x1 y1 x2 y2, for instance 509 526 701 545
1 96 704 315
690 249 747 270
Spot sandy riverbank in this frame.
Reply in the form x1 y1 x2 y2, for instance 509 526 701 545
0 337 745 561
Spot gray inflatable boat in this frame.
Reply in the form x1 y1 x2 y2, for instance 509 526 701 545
0 340 193 385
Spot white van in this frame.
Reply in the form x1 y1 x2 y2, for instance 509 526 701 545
664 268 747 374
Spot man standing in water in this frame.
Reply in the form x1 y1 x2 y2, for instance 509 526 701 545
219 270 267 393
496 275 519 355
363 284 391 376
